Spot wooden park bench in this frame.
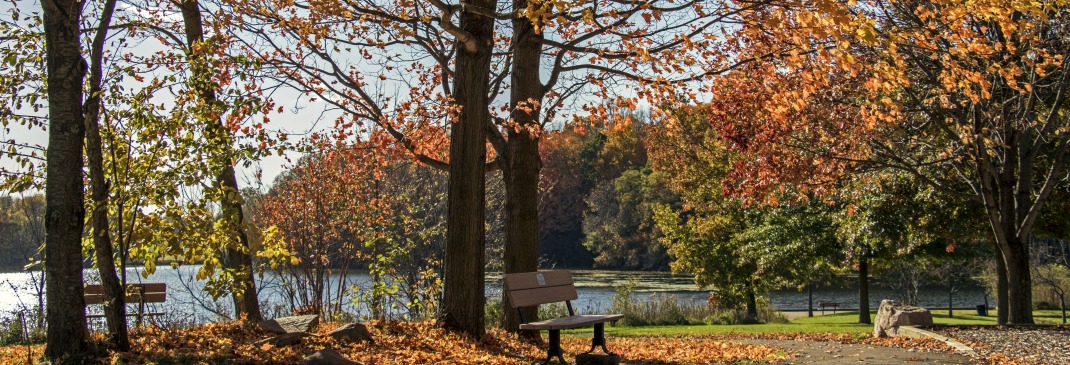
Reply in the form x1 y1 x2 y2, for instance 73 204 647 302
818 301 840 314
504 270 623 364
85 283 167 326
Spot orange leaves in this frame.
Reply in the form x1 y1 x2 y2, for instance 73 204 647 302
0 321 797 365
560 337 787 364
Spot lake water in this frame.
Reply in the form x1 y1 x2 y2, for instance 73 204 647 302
0 266 989 324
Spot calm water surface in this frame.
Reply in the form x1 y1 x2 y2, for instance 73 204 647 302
0 266 988 323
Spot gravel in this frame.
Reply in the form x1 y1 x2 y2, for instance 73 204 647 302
933 325 1070 365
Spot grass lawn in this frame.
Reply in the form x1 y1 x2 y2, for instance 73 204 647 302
576 309 1065 337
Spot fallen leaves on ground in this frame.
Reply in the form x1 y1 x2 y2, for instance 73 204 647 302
0 321 787 364
684 332 954 352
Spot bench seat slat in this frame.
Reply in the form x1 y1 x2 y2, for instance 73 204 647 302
518 314 624 330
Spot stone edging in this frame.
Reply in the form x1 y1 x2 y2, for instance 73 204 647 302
898 326 976 355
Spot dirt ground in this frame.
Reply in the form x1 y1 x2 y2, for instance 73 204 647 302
738 339 975 365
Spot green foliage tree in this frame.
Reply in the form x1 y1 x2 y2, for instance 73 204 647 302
649 106 842 322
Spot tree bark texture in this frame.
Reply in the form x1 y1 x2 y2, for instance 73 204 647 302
42 0 89 359
1002 237 1034 324
501 3 543 337
84 0 129 350
441 0 494 337
858 258 870 324
179 0 262 322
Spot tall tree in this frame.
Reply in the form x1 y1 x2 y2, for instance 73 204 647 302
440 0 494 336
178 0 262 322
83 0 129 350
706 0 1070 324
649 106 842 322
499 0 543 336
41 0 89 359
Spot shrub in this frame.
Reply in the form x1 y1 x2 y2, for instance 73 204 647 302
0 309 44 346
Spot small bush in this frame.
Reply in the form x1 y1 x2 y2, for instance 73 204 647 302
0 310 44 346
610 280 714 326
702 297 787 325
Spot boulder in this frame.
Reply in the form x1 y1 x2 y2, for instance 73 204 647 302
874 299 933 338
302 348 360 365
260 314 320 334
329 323 375 343
255 331 311 347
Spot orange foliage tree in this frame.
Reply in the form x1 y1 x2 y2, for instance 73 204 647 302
217 0 805 334
705 0 1070 324
254 136 394 316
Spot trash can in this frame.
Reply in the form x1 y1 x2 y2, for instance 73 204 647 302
975 305 988 316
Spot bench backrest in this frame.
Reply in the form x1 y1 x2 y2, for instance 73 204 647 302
84 283 166 305
503 270 577 308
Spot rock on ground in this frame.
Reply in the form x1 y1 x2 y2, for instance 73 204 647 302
260 314 320 334
255 331 311 347
874 300 933 338
302 348 360 365
329 323 375 343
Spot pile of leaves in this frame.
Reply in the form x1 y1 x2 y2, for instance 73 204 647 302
0 321 787 364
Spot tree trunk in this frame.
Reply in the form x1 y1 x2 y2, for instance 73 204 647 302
858 258 870 324
745 284 758 323
807 281 814 317
84 0 128 349
42 0 89 359
1057 293 1065 323
178 0 262 322
996 249 1008 324
1002 238 1034 324
501 3 544 338
441 0 494 337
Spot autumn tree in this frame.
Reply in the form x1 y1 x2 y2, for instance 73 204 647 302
649 106 842 321
176 0 264 322
41 0 89 358
81 0 132 349
222 0 829 334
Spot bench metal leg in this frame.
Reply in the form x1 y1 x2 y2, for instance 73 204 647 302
584 323 615 355
542 330 568 364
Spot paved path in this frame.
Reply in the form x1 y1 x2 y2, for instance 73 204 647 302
738 339 974 365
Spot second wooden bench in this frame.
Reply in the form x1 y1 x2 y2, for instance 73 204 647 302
85 282 167 326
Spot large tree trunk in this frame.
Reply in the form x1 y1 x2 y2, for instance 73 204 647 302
501 2 544 338
858 258 871 324
1002 236 1034 324
42 0 89 359
441 0 494 337
178 0 262 322
84 0 129 350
